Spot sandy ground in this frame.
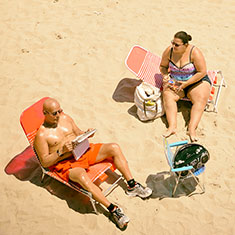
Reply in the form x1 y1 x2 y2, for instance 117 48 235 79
1 0 235 234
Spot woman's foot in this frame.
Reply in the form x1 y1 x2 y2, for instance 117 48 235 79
163 128 176 138
187 129 198 142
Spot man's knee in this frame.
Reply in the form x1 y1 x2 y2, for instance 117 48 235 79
110 143 122 156
69 168 87 183
105 143 127 162
69 168 95 191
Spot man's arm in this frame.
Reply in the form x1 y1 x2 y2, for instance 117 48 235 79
34 131 70 168
67 114 95 138
65 114 85 136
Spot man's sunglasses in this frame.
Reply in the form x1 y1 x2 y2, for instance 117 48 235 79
171 40 183 47
46 109 63 116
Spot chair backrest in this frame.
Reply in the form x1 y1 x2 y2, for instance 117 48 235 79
163 138 174 169
125 45 163 89
20 97 49 147
207 70 217 84
125 45 217 92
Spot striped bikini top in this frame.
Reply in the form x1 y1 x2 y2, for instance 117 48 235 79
169 46 196 81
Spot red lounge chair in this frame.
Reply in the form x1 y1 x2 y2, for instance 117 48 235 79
125 45 226 112
20 97 123 214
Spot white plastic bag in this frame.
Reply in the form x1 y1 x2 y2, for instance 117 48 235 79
134 82 165 121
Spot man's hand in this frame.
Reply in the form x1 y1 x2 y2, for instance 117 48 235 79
86 128 95 138
62 141 73 153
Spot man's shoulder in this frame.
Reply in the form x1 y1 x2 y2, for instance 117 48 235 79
60 113 74 123
35 125 46 138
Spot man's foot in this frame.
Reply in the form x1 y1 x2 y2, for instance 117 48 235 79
126 183 152 198
163 128 176 138
111 207 130 229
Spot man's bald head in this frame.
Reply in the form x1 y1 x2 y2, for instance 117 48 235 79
42 98 62 127
43 98 60 113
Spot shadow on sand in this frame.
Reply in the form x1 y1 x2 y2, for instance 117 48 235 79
4 146 125 219
146 171 203 199
112 77 192 128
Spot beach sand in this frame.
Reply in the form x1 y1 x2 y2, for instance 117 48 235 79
1 0 235 234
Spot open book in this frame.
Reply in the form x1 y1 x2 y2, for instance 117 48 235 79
72 129 97 160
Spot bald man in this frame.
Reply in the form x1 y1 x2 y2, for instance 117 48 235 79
34 98 152 229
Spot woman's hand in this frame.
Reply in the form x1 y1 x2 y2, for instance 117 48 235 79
162 74 170 89
175 81 188 92
163 74 170 83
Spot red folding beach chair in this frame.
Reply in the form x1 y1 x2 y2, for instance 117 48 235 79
20 97 123 214
125 45 226 112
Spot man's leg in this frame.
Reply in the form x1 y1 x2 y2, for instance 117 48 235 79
69 166 129 228
95 143 133 181
95 143 152 198
69 167 110 207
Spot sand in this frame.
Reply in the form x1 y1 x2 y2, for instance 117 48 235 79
1 0 235 234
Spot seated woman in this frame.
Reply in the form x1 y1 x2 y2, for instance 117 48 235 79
160 31 211 142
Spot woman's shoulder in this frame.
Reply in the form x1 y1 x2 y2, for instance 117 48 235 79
164 45 172 53
191 45 204 59
162 46 172 58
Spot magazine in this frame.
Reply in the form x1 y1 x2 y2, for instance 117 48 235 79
72 129 97 160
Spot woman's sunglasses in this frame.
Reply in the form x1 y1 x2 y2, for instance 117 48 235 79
171 40 183 47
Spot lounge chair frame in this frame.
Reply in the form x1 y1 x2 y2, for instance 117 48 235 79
125 45 226 112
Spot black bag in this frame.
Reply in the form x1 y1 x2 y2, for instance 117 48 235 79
173 143 210 177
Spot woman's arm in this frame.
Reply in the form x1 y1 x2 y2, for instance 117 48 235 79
160 46 171 82
181 47 207 88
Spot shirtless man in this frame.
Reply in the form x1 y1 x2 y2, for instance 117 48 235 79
34 98 152 229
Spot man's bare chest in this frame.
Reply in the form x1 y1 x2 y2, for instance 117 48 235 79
45 124 74 148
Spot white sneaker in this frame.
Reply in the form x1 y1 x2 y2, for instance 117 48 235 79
126 183 152 198
111 207 130 229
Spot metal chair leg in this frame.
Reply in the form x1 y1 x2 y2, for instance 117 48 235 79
87 192 98 214
189 170 205 194
172 172 181 197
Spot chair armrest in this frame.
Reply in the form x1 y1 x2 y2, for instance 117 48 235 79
169 140 188 148
171 165 193 172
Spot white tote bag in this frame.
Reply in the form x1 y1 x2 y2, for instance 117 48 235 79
134 82 165 121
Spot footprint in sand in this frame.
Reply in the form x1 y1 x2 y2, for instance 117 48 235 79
55 33 63 40
21 49 30 53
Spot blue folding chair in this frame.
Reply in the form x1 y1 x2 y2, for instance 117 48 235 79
163 138 208 197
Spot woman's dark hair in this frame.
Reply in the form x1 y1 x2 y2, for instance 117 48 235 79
174 31 192 44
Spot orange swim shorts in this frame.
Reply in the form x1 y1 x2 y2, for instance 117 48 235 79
48 143 102 182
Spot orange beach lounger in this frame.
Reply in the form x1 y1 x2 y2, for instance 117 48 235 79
20 97 123 214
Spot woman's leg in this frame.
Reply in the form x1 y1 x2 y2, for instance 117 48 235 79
162 89 181 137
187 81 211 141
